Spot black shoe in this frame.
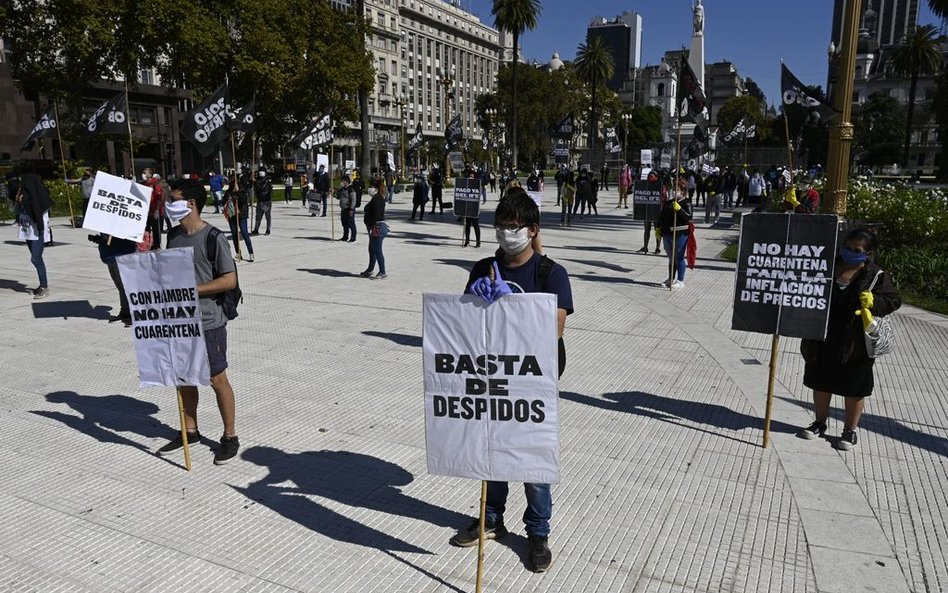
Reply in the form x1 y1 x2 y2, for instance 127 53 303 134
250 230 260 236
157 431 202 455
359 270 373 278
528 535 553 572
214 435 240 465
837 429 858 451
449 520 508 547
265 230 270 235
796 420 827 440
636 246 648 254
349 238 356 242
474 242 480 248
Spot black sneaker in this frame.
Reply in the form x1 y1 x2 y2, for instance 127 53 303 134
636 246 648 254
157 431 202 455
214 435 240 465
528 535 553 572
837 429 858 451
796 420 827 440
449 520 508 547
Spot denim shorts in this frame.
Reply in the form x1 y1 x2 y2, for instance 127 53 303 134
205 326 228 377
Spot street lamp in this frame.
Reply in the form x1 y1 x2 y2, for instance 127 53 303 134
395 94 408 179
438 65 455 174
485 107 497 171
621 112 633 165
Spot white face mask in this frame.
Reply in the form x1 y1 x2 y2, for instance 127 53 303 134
496 226 531 255
165 199 192 223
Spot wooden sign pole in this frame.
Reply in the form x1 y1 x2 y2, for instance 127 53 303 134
175 388 193 471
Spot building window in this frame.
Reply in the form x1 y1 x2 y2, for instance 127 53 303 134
657 83 665 97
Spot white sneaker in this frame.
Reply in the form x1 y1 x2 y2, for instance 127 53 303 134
672 280 685 289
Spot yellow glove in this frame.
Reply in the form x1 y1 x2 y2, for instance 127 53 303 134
785 187 799 208
855 307 875 330
859 290 874 310
672 200 681 212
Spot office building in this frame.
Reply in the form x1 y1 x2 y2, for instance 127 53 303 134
832 0 920 49
587 11 643 92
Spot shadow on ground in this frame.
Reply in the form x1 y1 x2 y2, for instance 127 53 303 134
30 391 185 468
0 279 31 293
362 330 422 348
781 396 948 457
32 300 112 320
563 390 798 446
234 447 471 556
297 268 355 278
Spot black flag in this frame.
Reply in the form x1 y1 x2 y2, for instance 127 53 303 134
604 127 621 154
550 115 574 139
182 83 230 157
22 105 58 151
86 92 128 136
227 97 256 134
290 113 333 151
407 123 425 155
676 59 708 130
683 124 708 160
720 118 747 146
444 114 463 151
781 63 836 138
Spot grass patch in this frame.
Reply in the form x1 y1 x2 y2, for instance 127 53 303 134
719 241 738 262
900 290 948 316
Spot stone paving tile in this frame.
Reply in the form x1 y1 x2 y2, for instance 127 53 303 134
2 194 942 592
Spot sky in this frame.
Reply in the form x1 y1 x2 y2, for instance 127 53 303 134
459 0 945 107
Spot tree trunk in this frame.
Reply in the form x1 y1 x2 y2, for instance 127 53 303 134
511 31 519 172
358 0 371 181
903 70 918 169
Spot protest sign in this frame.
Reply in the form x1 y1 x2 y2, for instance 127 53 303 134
660 152 672 170
632 179 661 220
731 213 837 339
640 149 653 167
639 167 652 180
553 143 569 165
81 171 150 241
453 178 481 218
448 152 465 173
317 153 329 171
117 248 210 388
387 151 396 171
345 160 355 173
423 293 560 484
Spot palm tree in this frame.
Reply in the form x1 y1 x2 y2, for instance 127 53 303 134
929 0 948 19
891 24 943 167
491 0 541 171
574 36 615 166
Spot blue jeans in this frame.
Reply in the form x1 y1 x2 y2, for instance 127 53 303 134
26 240 47 288
367 235 386 274
663 232 688 282
485 481 552 537
229 217 254 256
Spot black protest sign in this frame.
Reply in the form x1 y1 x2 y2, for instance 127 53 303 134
86 92 128 136
553 142 569 164
732 213 838 340
290 113 333 151
632 179 661 220
182 83 230 157
452 178 481 218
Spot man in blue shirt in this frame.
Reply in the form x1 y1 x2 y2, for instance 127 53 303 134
208 170 224 213
450 188 573 573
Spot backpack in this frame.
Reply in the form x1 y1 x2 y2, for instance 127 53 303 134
205 226 243 320
169 225 242 320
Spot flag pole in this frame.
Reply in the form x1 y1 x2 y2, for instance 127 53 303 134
176 388 193 471
124 79 136 180
230 131 243 260
330 141 336 241
52 103 76 226
475 479 488 593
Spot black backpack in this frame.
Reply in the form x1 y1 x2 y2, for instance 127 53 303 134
169 225 242 320
205 226 242 320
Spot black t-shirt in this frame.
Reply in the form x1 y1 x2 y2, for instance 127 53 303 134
465 250 574 315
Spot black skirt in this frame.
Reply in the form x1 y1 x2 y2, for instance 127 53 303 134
803 356 875 398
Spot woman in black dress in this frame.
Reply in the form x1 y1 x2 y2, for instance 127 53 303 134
797 229 901 450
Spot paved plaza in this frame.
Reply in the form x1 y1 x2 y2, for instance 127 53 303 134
0 187 945 593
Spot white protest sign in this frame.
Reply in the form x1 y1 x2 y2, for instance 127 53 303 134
660 152 672 170
448 151 465 172
345 159 356 173
117 248 210 388
317 153 329 171
639 167 652 180
82 171 150 241
423 293 560 484
387 151 396 171
527 191 543 211
640 149 653 167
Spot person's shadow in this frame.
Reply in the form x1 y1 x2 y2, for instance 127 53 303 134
234 447 472 555
562 390 799 446
30 391 188 468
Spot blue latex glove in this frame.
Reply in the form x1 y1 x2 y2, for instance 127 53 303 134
491 261 512 301
468 276 493 301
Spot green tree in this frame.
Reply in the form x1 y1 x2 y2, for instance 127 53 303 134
574 36 615 164
934 68 948 179
744 77 767 106
491 0 541 171
616 106 663 157
892 24 944 167
852 93 907 168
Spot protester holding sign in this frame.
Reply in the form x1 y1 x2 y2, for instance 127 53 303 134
14 174 53 299
658 178 693 288
90 233 136 325
797 230 901 451
160 179 242 465
450 191 574 573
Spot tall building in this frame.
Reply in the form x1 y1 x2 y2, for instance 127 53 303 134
587 11 643 92
337 0 507 168
705 61 745 126
832 0 920 49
